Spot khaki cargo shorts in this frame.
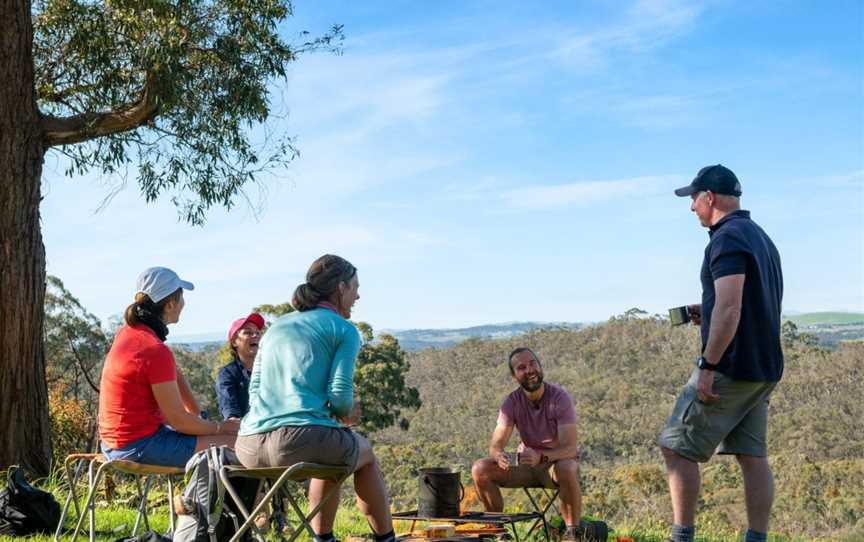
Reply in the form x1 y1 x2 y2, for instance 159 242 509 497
496 463 558 489
657 368 778 463
496 454 581 489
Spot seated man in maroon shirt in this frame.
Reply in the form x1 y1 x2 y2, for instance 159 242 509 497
471 347 604 541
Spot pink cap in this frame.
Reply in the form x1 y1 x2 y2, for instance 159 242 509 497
228 313 265 342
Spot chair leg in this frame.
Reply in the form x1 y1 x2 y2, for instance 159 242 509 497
523 487 558 541
88 460 98 542
132 475 153 535
220 469 268 542
55 456 89 541
70 462 109 542
282 473 350 542
167 475 177 534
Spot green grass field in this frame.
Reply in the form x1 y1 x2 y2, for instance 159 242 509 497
0 485 844 542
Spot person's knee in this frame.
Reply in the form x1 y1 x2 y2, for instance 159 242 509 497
660 445 678 459
355 434 378 470
553 459 580 484
471 458 496 483
735 453 770 469
660 445 691 465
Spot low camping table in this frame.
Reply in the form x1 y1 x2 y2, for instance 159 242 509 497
393 510 549 542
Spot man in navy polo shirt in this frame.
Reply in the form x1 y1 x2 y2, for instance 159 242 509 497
658 165 784 542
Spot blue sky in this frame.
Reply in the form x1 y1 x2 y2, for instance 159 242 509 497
40 0 864 339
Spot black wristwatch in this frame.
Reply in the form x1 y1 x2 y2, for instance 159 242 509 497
696 356 717 371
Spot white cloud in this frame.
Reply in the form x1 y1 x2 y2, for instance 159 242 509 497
549 0 703 69
501 176 679 210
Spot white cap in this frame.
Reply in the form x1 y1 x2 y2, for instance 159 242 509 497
136 267 195 303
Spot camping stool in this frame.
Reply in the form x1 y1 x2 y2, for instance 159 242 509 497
521 486 560 538
69 457 184 542
53 452 101 541
219 462 353 542
498 479 560 540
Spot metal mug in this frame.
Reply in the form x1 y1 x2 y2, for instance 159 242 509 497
668 306 690 326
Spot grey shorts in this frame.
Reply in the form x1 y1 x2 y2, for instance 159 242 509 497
658 368 778 463
235 425 360 472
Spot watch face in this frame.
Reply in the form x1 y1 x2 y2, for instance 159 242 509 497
697 357 715 370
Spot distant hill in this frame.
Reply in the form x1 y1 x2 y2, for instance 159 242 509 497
784 311 864 347
785 311 864 326
170 321 585 352
170 313 864 351
381 321 584 351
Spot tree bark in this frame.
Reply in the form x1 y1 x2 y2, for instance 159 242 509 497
0 0 52 475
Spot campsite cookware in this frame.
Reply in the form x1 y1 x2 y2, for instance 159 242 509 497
417 467 464 518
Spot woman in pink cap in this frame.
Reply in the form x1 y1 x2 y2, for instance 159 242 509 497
216 313 265 420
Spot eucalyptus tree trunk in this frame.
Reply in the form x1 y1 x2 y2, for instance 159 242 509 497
0 0 52 475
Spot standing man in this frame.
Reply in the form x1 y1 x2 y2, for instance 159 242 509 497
216 313 265 420
471 348 606 542
658 165 784 542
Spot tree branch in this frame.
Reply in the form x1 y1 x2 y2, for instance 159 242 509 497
41 73 161 147
66 334 100 394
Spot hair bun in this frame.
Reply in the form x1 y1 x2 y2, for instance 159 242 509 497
292 283 322 312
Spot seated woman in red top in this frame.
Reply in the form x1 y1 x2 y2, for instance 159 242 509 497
98 267 239 467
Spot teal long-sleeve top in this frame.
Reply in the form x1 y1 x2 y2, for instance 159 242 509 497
239 306 361 435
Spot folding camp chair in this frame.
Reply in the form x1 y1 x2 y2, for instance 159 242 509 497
220 462 353 542
68 456 183 542
499 480 560 540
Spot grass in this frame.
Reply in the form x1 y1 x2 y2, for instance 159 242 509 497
0 482 843 542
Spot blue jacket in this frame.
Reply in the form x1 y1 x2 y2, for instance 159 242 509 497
216 357 251 419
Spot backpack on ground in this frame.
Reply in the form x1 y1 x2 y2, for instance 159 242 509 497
0 465 61 536
173 446 256 542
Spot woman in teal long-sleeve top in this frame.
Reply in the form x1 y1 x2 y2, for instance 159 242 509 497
235 254 394 542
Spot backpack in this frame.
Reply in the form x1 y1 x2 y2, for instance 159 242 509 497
0 465 61 536
173 446 256 542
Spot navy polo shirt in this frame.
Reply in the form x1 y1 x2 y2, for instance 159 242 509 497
700 210 784 382
216 357 251 419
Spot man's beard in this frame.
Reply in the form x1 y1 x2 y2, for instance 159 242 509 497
519 373 543 392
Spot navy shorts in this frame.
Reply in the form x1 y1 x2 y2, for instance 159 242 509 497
102 425 197 467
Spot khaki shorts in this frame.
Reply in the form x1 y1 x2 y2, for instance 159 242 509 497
236 425 360 472
497 463 560 489
658 369 778 463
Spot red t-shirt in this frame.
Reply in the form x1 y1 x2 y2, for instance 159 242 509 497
98 324 177 449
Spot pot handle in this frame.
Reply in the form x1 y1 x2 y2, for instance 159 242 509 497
422 476 465 502
422 476 440 498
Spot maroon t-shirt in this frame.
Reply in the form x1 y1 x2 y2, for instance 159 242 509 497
496 383 577 451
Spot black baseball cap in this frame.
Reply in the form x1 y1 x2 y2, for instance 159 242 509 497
674 164 742 197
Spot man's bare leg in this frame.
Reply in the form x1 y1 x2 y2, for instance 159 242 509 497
661 446 700 528
737 454 774 534
471 458 507 512
552 459 582 527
